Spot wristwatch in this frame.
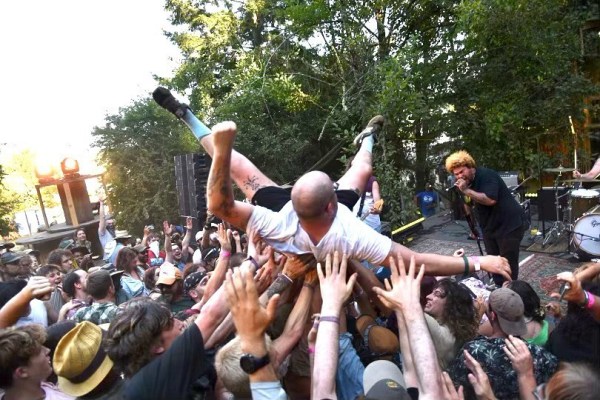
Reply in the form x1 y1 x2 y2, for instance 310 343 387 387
240 353 270 374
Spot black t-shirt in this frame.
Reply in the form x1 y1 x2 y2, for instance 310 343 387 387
471 167 524 238
125 324 208 400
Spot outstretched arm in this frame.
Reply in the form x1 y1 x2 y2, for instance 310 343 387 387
181 217 193 258
384 242 512 281
206 122 254 231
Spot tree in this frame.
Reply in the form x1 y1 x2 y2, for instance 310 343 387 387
0 158 18 237
92 98 197 235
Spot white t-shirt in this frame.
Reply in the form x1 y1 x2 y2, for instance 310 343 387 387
247 201 392 264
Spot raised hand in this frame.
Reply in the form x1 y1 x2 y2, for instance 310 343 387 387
317 252 357 313
464 350 497 400
217 223 232 252
283 253 316 280
185 216 193 231
26 276 54 300
163 220 173 236
441 372 464 400
503 335 533 377
225 265 279 343
372 255 424 313
553 271 585 304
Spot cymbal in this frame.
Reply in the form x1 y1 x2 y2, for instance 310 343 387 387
563 179 600 183
544 166 576 173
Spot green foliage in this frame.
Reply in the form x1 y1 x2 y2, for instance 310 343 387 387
0 159 18 237
93 0 597 230
92 98 197 235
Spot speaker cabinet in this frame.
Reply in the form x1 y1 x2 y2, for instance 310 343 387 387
174 154 211 231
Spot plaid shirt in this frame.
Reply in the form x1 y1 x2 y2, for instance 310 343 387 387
71 301 118 325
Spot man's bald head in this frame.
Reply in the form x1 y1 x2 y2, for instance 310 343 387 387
291 171 336 220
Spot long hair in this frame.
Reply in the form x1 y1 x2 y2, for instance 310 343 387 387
506 280 545 323
437 279 478 346
105 298 173 378
115 247 137 273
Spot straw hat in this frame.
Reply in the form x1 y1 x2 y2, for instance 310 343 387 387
53 321 114 397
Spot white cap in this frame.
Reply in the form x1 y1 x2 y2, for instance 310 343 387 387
195 230 204 241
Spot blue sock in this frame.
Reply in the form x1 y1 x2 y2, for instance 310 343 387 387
181 109 211 139
361 135 374 153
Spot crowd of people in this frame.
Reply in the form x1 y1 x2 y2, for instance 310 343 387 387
0 89 599 399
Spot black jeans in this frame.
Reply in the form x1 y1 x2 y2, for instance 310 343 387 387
483 226 525 286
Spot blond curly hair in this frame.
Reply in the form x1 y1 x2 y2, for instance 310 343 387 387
445 150 476 173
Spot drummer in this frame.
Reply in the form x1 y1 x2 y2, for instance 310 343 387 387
573 157 600 180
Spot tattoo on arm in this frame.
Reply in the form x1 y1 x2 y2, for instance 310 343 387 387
267 275 292 298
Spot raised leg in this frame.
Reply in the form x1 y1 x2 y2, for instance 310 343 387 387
336 115 384 194
153 87 276 200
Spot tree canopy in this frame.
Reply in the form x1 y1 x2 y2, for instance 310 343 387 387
89 0 599 230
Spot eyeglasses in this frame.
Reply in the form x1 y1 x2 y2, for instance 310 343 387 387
532 383 546 400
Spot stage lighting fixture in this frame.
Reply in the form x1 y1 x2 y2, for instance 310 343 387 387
60 157 80 178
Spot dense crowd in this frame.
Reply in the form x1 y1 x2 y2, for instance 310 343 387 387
1 89 599 400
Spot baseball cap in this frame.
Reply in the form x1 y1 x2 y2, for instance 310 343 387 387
133 244 149 253
156 262 182 286
0 251 24 265
488 288 527 336
184 271 208 294
363 360 410 400
195 230 204 241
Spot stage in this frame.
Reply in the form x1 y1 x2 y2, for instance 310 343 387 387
402 207 583 304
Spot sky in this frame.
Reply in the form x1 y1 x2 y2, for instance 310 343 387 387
0 0 182 172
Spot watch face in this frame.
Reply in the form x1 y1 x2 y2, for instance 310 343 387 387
240 355 255 373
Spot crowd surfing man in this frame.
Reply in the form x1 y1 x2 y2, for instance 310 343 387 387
153 86 511 278
446 150 526 285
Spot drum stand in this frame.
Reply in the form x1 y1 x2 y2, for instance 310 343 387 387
542 177 572 248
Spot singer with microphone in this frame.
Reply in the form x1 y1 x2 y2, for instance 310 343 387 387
445 151 527 286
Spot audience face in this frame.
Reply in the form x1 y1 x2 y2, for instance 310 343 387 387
171 245 182 261
44 269 63 288
76 229 87 242
26 345 53 383
19 256 33 276
59 254 74 273
159 316 185 350
425 286 448 319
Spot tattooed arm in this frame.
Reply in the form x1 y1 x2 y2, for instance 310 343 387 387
206 122 255 231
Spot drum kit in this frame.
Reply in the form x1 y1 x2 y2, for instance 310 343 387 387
542 165 600 259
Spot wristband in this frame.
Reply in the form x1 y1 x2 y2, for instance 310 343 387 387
220 250 231 258
462 255 469 276
308 346 315 355
320 316 340 324
473 255 481 272
245 255 259 270
580 290 590 308
586 291 596 309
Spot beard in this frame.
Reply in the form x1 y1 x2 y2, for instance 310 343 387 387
106 225 116 237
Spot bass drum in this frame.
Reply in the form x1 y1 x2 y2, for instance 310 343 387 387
572 205 600 259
